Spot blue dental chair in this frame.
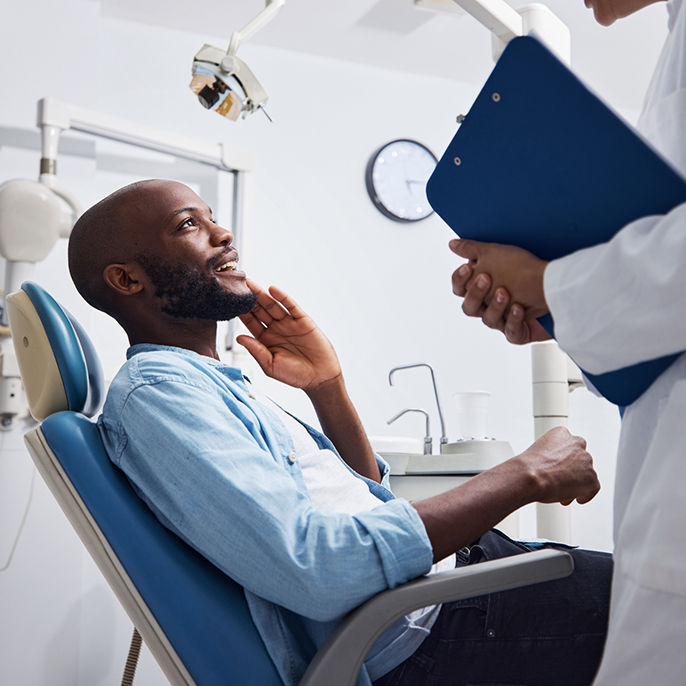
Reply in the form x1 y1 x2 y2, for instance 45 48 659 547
6 281 575 686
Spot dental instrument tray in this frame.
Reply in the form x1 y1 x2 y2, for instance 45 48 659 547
426 35 686 407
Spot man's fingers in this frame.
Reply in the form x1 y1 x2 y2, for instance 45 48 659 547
238 311 267 338
575 475 601 505
267 285 307 319
244 278 291 324
235 334 272 371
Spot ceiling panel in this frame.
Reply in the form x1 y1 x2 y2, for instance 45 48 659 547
99 0 670 112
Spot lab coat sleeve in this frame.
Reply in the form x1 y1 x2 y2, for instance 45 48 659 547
107 378 434 623
543 201 686 375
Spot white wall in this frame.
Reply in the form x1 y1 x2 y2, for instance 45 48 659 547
0 0 635 683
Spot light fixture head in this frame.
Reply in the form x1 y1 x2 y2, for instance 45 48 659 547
190 44 269 121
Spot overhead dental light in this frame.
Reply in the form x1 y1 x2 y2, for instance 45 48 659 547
190 0 285 122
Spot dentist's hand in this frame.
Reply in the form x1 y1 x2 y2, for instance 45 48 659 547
237 280 342 394
450 238 552 345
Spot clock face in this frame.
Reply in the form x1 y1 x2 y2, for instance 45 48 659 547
365 140 438 222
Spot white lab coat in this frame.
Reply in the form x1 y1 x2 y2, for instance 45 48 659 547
544 1 686 681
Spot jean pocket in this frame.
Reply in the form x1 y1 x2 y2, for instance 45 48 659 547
447 593 489 612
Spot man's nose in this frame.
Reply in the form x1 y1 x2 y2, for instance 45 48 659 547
210 223 234 246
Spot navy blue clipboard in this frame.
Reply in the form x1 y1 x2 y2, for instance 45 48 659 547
427 35 686 407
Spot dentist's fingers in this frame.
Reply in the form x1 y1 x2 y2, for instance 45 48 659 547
503 308 552 345
449 238 483 262
461 273 492 317
503 304 528 344
451 261 473 297
481 288 511 330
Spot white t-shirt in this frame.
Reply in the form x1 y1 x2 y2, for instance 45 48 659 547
250 386 455 677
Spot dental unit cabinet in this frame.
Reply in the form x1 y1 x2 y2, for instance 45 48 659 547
377 364 519 538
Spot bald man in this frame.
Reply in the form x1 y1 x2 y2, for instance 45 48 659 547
69 179 611 686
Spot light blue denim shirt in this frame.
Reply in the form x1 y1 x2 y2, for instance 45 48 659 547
98 344 435 685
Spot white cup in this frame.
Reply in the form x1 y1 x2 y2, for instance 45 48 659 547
454 391 491 440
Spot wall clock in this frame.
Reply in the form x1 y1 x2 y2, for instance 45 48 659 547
365 139 437 222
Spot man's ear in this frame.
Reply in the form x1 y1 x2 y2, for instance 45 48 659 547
103 263 145 296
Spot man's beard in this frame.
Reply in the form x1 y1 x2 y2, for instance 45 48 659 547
136 254 257 321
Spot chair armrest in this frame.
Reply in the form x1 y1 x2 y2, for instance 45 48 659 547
299 548 573 686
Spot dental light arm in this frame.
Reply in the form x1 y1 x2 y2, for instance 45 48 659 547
190 0 285 121
456 0 522 43
227 0 285 57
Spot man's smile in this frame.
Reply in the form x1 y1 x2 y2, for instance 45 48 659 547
211 250 245 278
215 260 238 273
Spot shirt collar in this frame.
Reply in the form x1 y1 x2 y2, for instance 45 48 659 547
127 343 236 370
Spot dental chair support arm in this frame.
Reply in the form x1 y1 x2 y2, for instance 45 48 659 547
300 548 573 686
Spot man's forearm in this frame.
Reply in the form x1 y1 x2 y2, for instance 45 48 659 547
413 458 536 562
306 377 381 483
413 427 600 562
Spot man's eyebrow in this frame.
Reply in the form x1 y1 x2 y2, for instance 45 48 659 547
170 206 202 217
166 205 214 224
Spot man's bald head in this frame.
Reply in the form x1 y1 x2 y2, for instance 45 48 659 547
68 179 174 316
68 180 255 339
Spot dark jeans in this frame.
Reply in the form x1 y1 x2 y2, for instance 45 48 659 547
373 529 612 686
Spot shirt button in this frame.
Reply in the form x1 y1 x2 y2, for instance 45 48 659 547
288 452 297 464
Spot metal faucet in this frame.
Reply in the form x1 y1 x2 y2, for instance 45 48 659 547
388 363 448 449
387 408 432 454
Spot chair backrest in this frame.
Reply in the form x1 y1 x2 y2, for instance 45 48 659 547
6 282 283 686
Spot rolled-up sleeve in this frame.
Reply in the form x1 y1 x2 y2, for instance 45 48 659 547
107 378 434 623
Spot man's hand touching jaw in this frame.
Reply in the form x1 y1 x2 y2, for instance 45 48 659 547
236 279 343 394
236 279 382 483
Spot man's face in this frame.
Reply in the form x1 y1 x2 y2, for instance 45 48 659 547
584 0 666 26
125 181 257 321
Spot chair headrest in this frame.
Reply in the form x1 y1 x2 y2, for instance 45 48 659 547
6 282 104 421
